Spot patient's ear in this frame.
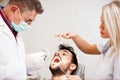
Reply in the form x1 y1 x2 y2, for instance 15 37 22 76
70 63 77 71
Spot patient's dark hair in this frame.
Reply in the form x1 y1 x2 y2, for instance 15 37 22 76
59 44 78 75
7 0 43 14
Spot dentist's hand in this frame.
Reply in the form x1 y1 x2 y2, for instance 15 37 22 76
40 49 49 61
66 75 82 80
26 49 49 71
56 32 77 39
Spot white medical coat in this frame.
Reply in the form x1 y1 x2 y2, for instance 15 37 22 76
0 14 27 79
0 14 47 80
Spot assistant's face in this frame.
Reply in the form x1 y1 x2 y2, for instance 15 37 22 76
99 15 110 38
50 49 73 73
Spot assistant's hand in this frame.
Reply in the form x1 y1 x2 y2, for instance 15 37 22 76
55 32 77 39
66 75 82 80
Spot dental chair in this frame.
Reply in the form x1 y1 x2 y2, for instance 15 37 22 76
27 63 85 80
73 63 85 80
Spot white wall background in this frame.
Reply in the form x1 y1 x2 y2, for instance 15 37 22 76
21 0 111 80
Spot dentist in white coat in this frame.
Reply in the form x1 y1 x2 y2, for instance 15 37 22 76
0 0 48 79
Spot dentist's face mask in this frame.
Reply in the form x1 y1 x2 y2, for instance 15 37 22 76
11 11 29 32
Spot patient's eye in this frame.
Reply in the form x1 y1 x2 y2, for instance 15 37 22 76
62 51 68 56
63 53 67 56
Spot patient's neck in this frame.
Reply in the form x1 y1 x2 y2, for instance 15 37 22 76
51 75 67 80
51 70 71 80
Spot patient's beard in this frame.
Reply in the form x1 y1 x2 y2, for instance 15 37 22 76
49 65 67 76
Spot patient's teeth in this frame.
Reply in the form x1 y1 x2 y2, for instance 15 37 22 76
54 58 60 63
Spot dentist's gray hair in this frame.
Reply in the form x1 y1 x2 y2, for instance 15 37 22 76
7 0 43 14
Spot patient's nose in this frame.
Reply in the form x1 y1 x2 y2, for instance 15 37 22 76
55 51 61 56
55 53 59 56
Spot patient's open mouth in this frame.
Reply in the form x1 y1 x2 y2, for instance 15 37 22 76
51 56 62 67
54 57 60 63
54 58 60 63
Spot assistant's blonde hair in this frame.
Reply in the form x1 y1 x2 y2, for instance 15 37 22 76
102 1 120 55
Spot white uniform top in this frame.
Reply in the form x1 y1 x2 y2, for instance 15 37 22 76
0 14 27 79
0 7 48 80
94 41 120 80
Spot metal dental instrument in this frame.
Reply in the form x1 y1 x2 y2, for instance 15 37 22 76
58 65 66 74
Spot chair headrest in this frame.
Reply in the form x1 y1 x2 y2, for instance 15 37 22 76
73 63 85 80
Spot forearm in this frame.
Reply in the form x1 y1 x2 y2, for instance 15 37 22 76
72 34 100 54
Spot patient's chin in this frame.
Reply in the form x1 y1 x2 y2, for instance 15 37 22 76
49 65 64 76
51 61 60 69
50 63 59 70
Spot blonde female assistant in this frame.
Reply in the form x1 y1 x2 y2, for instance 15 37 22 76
56 1 120 80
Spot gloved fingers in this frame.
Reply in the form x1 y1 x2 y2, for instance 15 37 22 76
40 49 50 60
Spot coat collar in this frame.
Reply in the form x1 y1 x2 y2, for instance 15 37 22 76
0 5 18 38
